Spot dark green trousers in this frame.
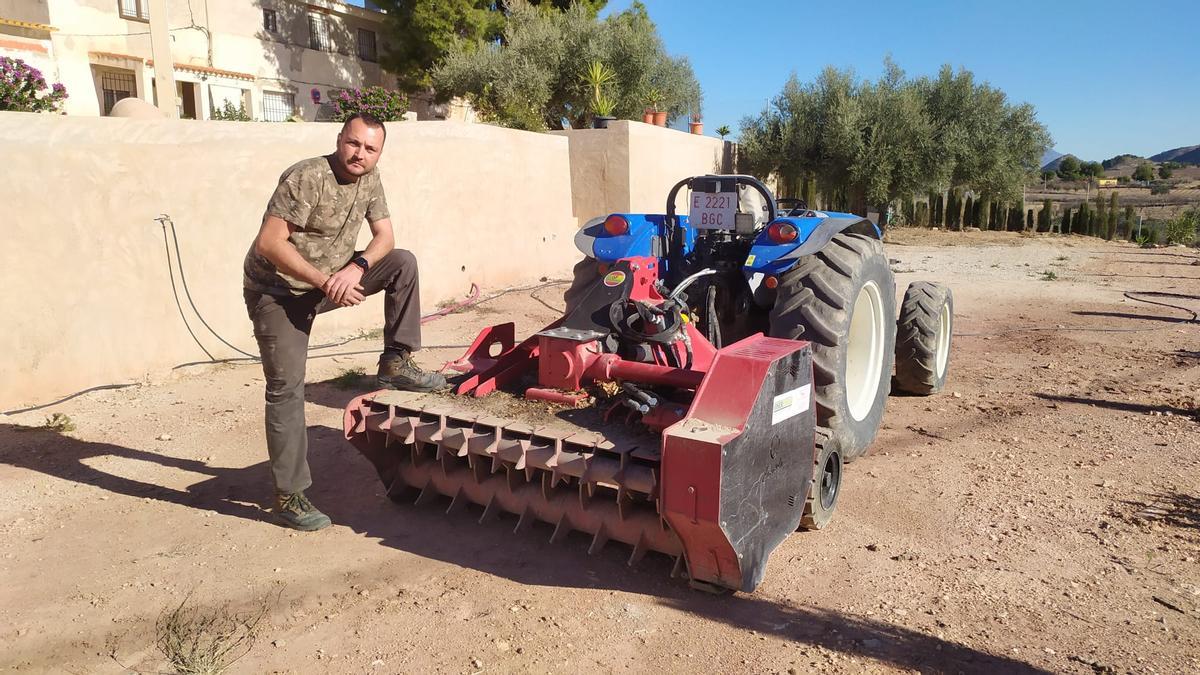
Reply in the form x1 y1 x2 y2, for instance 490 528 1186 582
243 249 423 494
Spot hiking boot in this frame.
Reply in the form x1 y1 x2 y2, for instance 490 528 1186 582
377 352 448 392
274 491 331 531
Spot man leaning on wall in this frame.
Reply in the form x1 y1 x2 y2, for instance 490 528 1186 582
242 113 447 531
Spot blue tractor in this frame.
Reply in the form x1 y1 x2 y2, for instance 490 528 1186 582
344 174 956 590
565 174 954 527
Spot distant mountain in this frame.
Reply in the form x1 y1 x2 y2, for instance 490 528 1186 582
1041 149 1064 168
1150 144 1200 164
1042 153 1075 171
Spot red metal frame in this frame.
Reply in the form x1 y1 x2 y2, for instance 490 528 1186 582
660 334 813 591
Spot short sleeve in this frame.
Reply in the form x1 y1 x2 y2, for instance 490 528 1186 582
265 163 318 227
365 175 390 223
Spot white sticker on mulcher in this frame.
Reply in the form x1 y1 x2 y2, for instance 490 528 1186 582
771 384 811 425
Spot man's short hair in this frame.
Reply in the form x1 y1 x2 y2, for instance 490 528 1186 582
341 113 386 142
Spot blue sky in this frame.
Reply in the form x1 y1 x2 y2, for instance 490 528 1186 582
602 0 1200 160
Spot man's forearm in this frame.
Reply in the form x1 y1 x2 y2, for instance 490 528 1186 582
258 238 328 288
359 229 395 267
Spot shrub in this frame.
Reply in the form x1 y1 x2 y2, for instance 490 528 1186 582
1150 182 1171 196
1164 208 1198 246
330 86 408 123
0 56 68 113
210 100 251 121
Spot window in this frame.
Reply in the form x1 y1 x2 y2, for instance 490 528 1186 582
357 28 377 62
262 91 295 122
100 70 136 115
118 0 149 21
263 8 278 34
308 14 329 51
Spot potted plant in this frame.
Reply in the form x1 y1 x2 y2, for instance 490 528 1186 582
646 87 666 126
689 112 703 135
592 92 617 128
581 60 618 129
642 107 655 124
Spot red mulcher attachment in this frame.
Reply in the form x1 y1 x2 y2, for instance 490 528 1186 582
344 257 817 592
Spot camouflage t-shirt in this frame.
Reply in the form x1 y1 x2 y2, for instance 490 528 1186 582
243 155 390 295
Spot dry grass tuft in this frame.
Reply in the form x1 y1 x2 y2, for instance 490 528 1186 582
153 591 275 675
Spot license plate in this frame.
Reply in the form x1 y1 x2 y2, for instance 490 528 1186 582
688 190 737 230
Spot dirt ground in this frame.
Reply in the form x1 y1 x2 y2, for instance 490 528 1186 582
2 231 1198 674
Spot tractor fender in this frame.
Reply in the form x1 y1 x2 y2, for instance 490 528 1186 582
574 214 671 263
744 215 881 277
573 215 606 259
778 216 881 262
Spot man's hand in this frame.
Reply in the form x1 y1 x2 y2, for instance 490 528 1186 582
322 265 365 307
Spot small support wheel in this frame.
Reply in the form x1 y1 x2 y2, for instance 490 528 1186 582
799 429 842 531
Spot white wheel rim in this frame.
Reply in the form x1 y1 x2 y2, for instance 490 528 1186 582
845 280 885 422
935 301 951 378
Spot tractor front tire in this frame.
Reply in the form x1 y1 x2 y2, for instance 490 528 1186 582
799 428 842 531
893 281 954 395
769 233 896 462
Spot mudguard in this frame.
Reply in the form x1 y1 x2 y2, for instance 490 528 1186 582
573 214 697 263
743 213 881 277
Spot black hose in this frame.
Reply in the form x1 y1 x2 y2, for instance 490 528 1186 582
163 219 256 358
706 284 723 349
161 222 216 361
955 290 1197 337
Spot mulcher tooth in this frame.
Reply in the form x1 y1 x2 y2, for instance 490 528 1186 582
588 525 609 555
628 534 648 566
670 556 686 578
446 487 467 514
478 495 500 524
549 514 571 544
514 506 534 534
414 480 438 506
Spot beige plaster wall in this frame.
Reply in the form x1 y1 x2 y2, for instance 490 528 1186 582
554 120 732 223
0 114 576 409
625 121 730 214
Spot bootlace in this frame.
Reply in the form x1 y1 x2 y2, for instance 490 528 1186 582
280 492 314 514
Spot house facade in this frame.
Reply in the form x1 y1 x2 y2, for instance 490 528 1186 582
0 0 395 120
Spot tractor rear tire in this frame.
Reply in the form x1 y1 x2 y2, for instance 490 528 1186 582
769 233 896 462
893 281 954 395
799 428 841 531
563 257 600 315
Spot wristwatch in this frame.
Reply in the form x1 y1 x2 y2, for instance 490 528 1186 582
350 256 369 273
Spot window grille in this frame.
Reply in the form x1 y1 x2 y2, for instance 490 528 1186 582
308 14 329 51
262 91 295 122
118 0 149 21
100 70 136 115
263 8 277 33
357 29 377 62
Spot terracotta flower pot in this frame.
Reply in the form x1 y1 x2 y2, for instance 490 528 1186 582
642 110 655 124
689 121 703 135
652 110 667 126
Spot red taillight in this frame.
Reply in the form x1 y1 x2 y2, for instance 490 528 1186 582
765 275 779 289
604 214 630 236
767 221 798 244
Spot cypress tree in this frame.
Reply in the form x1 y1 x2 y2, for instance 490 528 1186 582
934 194 944 228
1106 192 1118 240
1094 193 1106 238
963 195 973 228
1039 199 1052 231
1123 205 1135 239
1061 207 1071 234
